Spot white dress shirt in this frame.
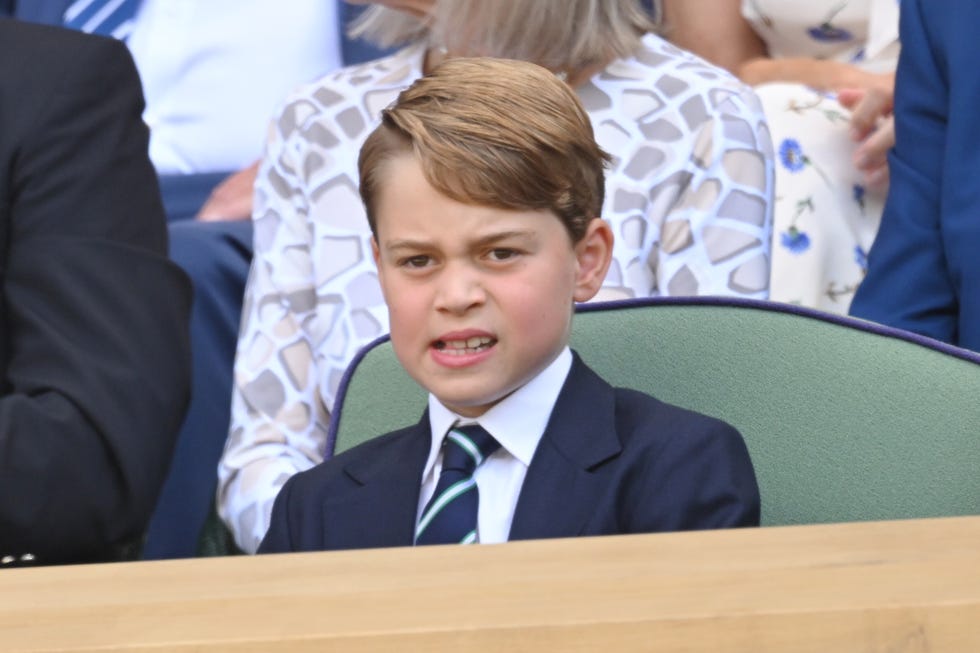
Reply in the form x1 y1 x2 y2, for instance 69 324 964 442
418 348 574 544
126 0 343 174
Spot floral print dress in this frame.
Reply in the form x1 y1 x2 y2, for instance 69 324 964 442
743 0 899 312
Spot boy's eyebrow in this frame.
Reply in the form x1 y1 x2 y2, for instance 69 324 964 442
467 230 539 250
383 238 432 252
383 230 538 252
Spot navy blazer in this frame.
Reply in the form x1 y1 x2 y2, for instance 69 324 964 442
850 0 980 351
260 354 759 553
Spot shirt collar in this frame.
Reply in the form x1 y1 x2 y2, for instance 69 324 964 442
424 347 573 475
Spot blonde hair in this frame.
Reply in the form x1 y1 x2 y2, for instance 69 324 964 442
350 0 658 73
358 57 611 242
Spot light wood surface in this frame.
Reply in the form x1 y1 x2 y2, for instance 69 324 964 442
2 517 979 652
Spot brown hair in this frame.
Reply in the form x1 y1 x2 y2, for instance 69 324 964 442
350 0 658 81
358 57 610 243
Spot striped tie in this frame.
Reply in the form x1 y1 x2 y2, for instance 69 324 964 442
415 424 500 546
63 0 140 40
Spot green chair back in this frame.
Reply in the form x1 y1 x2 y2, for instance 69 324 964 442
329 298 980 527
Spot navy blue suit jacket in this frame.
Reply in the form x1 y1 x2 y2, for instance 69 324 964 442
850 0 980 351
259 354 759 553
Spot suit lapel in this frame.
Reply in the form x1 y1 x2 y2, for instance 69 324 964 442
321 413 431 549
509 355 621 540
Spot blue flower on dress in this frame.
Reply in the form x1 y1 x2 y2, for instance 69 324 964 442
781 227 811 254
854 245 868 272
808 2 854 42
808 23 853 42
852 184 866 210
779 138 807 172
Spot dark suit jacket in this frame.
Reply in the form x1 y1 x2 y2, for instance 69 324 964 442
260 354 759 553
0 20 192 565
850 0 980 352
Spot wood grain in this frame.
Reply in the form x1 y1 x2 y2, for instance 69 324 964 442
2 517 978 652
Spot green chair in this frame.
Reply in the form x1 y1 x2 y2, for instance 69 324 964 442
328 297 980 527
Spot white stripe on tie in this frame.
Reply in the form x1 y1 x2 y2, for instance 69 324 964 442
64 0 98 22
415 478 476 539
447 429 484 466
81 0 130 33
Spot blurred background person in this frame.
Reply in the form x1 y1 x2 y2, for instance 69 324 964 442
2 0 351 222
0 20 191 566
850 0 980 352
663 0 899 313
219 0 774 553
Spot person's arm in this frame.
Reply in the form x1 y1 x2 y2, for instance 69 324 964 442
663 0 888 94
660 0 766 72
632 416 760 532
195 160 260 221
645 59 774 298
255 474 301 554
737 57 887 92
849 0 958 342
216 100 331 554
0 30 191 564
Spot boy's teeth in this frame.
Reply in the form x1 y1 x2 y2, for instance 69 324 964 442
444 337 492 350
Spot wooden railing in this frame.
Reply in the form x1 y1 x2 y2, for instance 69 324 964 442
2 516 979 652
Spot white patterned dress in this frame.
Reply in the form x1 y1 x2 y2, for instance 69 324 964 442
218 35 774 552
744 0 899 312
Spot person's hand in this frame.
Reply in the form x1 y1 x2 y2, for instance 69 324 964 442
196 160 260 222
839 84 894 190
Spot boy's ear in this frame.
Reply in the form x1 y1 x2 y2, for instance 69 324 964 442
572 218 614 303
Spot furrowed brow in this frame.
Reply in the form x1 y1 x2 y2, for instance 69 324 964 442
471 230 537 248
384 238 432 253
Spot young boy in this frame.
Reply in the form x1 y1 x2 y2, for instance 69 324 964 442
258 58 759 553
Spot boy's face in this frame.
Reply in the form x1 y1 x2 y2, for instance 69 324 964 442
372 154 612 417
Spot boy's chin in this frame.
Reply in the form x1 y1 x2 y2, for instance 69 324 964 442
437 396 499 419
435 387 517 419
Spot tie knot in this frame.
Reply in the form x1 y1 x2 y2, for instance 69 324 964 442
442 424 500 474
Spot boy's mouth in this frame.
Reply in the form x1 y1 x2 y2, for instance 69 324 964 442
433 336 496 355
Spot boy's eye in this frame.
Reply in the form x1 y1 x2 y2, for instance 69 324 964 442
488 248 519 261
400 255 432 268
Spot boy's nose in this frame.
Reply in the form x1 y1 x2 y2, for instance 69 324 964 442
434 265 486 314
